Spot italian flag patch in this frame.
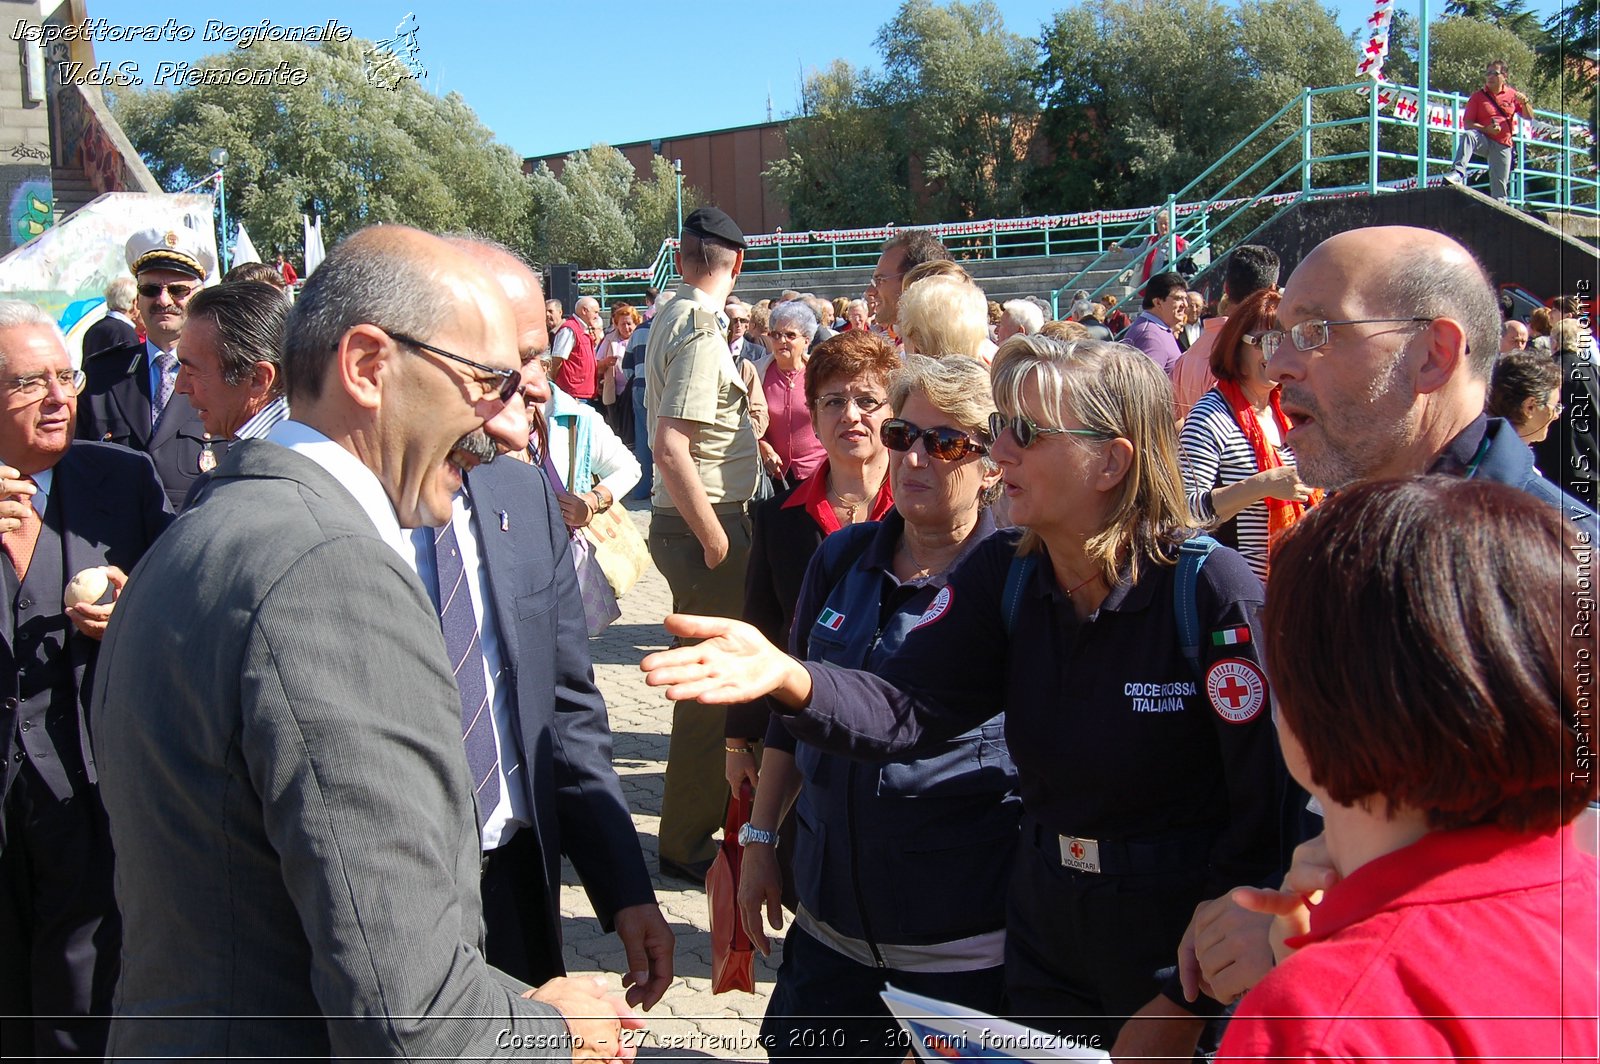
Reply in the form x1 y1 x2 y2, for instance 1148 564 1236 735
1211 626 1251 647
818 608 845 631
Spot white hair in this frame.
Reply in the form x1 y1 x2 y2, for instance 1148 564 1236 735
0 300 68 373
104 275 137 313
1001 299 1045 335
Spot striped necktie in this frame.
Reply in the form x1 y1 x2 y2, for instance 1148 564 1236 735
152 350 178 428
431 519 499 832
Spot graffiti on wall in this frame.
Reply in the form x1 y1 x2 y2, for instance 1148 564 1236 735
54 84 130 198
0 169 52 251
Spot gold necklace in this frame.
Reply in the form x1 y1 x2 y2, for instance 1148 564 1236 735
828 474 879 524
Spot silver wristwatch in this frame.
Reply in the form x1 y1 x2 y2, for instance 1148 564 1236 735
737 822 778 847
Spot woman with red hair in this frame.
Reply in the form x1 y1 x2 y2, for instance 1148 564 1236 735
1178 289 1317 580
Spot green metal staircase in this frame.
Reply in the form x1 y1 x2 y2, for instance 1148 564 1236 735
577 79 1596 311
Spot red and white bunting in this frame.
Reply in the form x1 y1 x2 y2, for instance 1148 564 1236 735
1357 0 1394 80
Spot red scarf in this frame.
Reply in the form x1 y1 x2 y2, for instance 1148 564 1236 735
1216 379 1322 571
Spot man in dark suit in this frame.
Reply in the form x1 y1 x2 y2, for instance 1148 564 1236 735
80 276 139 362
78 227 222 509
0 301 172 1057
445 236 673 1006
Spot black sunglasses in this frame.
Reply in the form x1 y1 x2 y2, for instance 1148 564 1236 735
988 411 1113 449
137 282 198 300
881 418 988 461
386 331 520 404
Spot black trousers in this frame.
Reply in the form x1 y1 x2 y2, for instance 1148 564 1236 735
0 762 118 1058
1002 824 1224 1053
479 826 564 987
761 924 1006 1062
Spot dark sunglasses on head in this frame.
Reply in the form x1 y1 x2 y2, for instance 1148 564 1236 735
880 418 988 461
137 282 198 300
988 411 1113 449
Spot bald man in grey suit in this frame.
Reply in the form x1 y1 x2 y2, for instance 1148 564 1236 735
93 227 635 1060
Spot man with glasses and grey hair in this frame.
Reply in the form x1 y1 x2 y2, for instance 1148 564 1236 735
1445 59 1534 201
0 300 172 1059
1174 226 1595 1052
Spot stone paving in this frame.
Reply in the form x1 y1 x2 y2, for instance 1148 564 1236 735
556 501 781 1061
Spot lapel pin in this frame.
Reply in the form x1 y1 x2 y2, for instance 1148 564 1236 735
498 510 509 533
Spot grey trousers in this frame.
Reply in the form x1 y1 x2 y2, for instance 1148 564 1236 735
1452 130 1513 201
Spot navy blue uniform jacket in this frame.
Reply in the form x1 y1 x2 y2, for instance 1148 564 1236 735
784 529 1284 903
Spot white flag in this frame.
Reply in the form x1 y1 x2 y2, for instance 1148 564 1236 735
232 222 261 266
303 214 326 276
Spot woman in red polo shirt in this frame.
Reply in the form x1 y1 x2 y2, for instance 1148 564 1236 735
1219 477 1598 1063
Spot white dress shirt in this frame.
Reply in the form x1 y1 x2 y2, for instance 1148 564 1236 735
263 420 417 573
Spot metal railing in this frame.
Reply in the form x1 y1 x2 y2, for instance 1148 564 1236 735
575 80 1596 311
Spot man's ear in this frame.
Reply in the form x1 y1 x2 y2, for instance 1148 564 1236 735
335 324 390 411
731 248 745 282
249 361 276 401
1416 317 1469 395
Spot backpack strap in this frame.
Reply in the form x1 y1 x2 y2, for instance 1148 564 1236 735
1175 535 1222 678
1001 552 1037 636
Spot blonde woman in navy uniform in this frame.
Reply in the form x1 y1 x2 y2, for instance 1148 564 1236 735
644 336 1289 1060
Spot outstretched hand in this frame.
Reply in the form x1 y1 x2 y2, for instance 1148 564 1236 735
640 615 812 707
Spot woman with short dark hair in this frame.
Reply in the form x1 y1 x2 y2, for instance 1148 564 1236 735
1220 476 1598 1062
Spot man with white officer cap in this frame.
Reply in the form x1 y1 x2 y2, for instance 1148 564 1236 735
77 226 219 508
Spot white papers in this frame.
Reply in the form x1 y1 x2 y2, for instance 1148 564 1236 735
882 985 1111 1061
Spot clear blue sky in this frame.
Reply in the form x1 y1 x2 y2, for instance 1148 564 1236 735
87 0 1562 160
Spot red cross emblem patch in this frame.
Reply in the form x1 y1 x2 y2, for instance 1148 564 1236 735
1205 658 1267 724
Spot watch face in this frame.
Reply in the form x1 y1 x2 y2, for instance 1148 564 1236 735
737 823 749 845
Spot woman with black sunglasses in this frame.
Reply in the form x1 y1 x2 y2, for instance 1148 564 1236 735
738 354 1019 1061
645 336 1289 1060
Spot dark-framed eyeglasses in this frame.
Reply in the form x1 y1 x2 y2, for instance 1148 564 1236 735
137 282 199 301
817 392 888 415
1258 317 1435 361
880 418 988 461
385 331 520 404
988 411 1113 449
5 368 85 399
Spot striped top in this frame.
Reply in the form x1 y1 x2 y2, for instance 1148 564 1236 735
1178 388 1295 582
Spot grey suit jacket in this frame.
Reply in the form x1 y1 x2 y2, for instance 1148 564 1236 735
93 440 569 1060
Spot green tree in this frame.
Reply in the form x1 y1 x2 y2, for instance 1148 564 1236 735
110 38 532 260
763 60 912 229
766 0 1038 227
1427 17 1551 103
527 146 700 268
875 0 1039 219
1034 0 1356 211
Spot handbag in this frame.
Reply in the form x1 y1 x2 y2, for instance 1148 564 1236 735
707 782 756 995
568 421 649 597
569 531 621 637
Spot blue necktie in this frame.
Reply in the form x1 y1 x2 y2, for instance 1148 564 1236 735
432 520 499 832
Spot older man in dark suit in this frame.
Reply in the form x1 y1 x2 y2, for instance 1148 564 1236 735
443 237 672 1005
80 276 139 362
78 227 222 508
93 226 635 1060
0 301 172 1058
